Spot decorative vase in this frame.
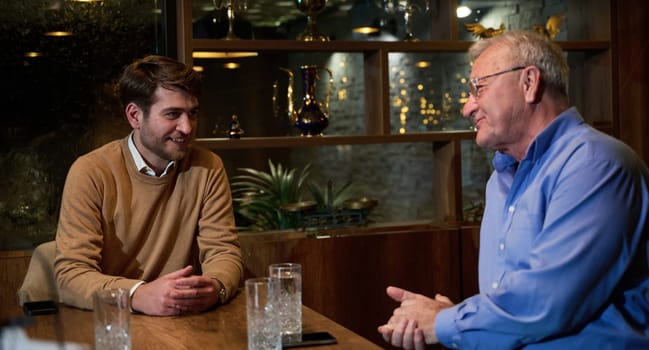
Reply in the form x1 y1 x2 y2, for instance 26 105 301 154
295 65 332 136
273 65 333 137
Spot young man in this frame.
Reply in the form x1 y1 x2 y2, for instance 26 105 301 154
55 55 243 316
379 31 649 349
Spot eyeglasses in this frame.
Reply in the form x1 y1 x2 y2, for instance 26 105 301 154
468 66 525 99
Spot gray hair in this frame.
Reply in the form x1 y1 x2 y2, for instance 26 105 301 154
468 30 569 97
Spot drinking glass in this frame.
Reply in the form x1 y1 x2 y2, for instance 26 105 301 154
246 277 281 350
93 288 131 350
268 263 302 343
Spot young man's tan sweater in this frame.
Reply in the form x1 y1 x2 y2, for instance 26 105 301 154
55 137 243 310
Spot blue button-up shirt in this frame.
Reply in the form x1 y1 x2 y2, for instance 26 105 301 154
435 107 649 349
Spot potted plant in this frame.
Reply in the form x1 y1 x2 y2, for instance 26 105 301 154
230 159 312 231
230 159 376 231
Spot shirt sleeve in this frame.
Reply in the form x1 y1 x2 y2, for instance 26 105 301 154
435 146 648 349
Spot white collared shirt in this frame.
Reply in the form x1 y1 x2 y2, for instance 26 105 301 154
128 132 175 177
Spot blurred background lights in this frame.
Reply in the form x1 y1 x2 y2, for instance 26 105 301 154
456 5 472 18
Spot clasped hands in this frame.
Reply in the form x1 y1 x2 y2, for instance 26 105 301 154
131 265 221 316
378 286 454 350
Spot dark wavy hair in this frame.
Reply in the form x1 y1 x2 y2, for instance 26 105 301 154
115 55 202 115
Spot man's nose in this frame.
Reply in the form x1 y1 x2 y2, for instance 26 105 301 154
176 114 194 134
462 95 478 119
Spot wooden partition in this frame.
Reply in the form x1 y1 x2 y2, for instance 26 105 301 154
239 223 466 347
0 250 32 321
460 226 480 299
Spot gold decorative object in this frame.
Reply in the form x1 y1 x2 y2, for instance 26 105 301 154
274 65 333 136
342 197 378 210
295 0 329 41
280 201 317 213
464 22 506 39
532 15 564 39
213 0 248 40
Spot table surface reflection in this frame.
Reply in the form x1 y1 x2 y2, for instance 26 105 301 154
23 292 381 349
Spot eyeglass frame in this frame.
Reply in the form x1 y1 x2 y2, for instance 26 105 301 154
468 66 526 99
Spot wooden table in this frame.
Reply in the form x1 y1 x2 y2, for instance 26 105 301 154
22 292 381 349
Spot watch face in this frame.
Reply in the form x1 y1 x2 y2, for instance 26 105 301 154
219 287 227 304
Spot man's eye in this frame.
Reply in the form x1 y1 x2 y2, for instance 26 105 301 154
166 111 181 119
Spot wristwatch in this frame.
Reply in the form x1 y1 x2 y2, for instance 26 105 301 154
216 279 227 304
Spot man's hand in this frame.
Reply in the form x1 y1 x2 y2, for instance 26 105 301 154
377 286 454 349
131 265 221 316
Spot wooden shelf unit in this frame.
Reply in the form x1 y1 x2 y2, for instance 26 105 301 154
176 0 615 225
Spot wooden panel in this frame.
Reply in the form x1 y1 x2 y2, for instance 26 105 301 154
460 226 480 299
363 48 390 135
0 249 32 321
429 0 454 41
190 39 472 53
240 226 461 347
616 0 649 163
567 49 613 127
432 140 463 223
177 0 193 64
196 131 476 150
567 0 611 40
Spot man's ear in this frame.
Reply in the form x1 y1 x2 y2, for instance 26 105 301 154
125 103 142 129
522 66 542 104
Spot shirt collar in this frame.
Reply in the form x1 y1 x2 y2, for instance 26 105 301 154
493 107 583 172
525 107 583 161
128 132 175 177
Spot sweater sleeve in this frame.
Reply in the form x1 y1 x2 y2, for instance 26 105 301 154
195 153 244 301
54 155 142 310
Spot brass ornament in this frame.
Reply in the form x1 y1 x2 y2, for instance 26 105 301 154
464 22 506 39
532 15 564 39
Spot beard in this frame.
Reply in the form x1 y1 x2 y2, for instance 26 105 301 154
143 133 192 162
137 120 194 166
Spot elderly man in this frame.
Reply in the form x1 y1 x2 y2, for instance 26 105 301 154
379 30 649 349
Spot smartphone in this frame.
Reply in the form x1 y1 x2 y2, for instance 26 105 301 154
282 332 337 348
23 300 59 316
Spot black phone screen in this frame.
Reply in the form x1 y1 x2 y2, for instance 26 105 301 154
23 300 59 316
282 332 337 348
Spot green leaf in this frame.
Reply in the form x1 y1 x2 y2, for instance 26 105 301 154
230 159 312 230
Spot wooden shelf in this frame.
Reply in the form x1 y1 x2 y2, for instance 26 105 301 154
191 39 610 53
196 131 476 150
180 0 615 227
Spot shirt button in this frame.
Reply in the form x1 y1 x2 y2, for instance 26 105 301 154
499 243 505 251
492 282 499 289
508 205 515 213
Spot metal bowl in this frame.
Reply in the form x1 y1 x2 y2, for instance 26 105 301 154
343 197 378 210
280 201 317 213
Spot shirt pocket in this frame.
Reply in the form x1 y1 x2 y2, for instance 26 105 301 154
504 200 542 270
